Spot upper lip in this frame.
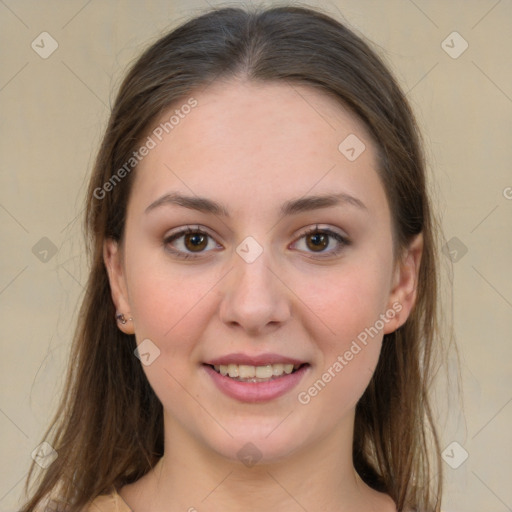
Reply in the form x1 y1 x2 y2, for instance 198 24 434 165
205 353 307 366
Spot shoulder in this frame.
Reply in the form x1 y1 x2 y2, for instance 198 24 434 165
83 489 132 512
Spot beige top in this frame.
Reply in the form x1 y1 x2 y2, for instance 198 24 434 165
83 489 417 512
55 488 428 512
85 489 132 512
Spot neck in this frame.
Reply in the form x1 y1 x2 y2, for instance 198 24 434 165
133 411 388 512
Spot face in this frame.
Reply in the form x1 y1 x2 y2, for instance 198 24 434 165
104 79 422 465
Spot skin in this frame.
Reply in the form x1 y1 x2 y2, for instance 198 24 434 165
104 78 422 512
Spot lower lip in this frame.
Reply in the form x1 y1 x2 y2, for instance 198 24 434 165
203 364 309 403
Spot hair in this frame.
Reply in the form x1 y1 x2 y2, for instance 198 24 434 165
21 4 448 511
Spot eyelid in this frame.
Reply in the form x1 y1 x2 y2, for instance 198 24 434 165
164 224 214 239
163 225 221 259
290 224 350 258
293 224 349 242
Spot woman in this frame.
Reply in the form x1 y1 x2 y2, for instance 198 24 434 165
22 5 447 511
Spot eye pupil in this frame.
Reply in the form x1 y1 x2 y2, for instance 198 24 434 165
185 233 207 251
307 232 328 252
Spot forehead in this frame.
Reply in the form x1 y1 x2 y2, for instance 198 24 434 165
162 78 372 154
130 79 389 222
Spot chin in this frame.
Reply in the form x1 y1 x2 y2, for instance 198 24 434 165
196 414 316 467
213 436 302 467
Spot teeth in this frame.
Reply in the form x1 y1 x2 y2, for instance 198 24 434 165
255 365 273 379
239 365 254 379
212 363 300 379
272 363 284 376
283 364 294 374
227 364 239 377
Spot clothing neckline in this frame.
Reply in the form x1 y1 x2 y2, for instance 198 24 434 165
88 487 132 512
112 487 132 512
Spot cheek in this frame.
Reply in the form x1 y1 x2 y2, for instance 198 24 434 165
298 258 392 345
126 267 217 418
129 269 215 347
124 234 221 357
293 258 391 402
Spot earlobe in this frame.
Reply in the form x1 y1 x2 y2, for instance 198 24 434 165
103 238 135 335
383 233 423 334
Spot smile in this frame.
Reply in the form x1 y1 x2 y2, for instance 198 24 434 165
211 363 303 382
202 362 310 402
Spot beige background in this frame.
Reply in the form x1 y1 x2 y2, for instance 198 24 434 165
1 1 511 511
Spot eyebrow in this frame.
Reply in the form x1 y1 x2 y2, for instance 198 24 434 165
144 191 368 217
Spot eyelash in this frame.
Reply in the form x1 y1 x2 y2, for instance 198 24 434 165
163 225 350 260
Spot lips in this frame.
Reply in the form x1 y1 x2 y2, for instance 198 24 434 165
209 362 305 380
203 353 308 381
202 352 310 402
204 352 306 367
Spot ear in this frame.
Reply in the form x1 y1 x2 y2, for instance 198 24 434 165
383 233 423 334
103 238 135 335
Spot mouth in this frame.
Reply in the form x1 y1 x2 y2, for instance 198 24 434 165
202 353 311 402
202 360 310 402
204 362 308 383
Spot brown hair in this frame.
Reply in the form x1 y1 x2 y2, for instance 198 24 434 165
21 4 449 511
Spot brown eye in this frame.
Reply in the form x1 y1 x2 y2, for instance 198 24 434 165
164 226 218 259
305 232 329 252
183 232 208 252
293 226 350 258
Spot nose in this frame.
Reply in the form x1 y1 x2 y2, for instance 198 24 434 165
218 244 292 335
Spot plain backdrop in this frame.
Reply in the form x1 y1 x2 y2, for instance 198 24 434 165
1 1 511 511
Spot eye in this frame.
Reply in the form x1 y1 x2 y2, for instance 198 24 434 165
163 224 350 260
163 226 220 259
292 225 350 258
